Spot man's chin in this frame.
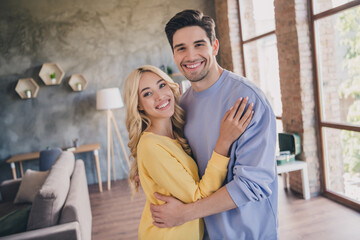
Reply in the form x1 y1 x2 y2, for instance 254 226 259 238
182 71 208 83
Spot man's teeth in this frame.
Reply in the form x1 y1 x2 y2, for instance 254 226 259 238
157 101 169 109
186 62 201 69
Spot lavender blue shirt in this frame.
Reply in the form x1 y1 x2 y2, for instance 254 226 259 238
180 70 278 240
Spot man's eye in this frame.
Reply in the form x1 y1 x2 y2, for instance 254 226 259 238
177 47 185 51
195 43 204 47
159 83 166 88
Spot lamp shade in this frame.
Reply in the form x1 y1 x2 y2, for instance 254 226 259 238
96 88 124 110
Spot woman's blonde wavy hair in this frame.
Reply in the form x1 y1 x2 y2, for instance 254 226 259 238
123 65 192 192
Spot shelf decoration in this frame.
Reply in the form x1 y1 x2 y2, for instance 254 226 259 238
68 74 88 91
15 78 40 99
39 63 65 85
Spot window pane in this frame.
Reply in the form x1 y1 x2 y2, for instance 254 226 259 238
243 34 282 116
312 0 354 15
239 0 275 41
322 127 360 203
315 6 360 126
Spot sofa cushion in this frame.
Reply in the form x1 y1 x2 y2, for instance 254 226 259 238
27 151 75 231
14 169 49 204
0 179 21 202
60 160 92 240
0 205 31 237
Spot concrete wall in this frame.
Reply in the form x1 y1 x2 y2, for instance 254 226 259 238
0 0 215 185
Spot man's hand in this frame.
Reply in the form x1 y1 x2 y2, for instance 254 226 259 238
150 193 187 228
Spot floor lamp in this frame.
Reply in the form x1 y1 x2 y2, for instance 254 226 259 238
96 88 130 190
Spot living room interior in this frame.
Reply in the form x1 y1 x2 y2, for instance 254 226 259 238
0 0 359 239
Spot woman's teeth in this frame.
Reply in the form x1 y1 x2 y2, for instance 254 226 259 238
157 100 169 109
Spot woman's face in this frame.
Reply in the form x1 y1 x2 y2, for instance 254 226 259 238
138 71 175 122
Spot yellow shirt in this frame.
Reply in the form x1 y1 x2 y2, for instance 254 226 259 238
137 132 230 240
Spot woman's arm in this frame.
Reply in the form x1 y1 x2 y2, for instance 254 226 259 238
139 98 253 204
139 138 229 204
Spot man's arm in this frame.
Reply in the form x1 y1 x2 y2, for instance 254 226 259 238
151 98 277 228
150 186 236 228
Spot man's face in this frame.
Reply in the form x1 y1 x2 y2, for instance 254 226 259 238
172 26 218 82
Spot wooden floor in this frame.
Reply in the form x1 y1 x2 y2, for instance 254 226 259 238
89 177 360 240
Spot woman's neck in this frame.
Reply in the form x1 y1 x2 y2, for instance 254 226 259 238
147 118 174 139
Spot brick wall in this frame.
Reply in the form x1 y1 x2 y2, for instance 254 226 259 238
214 0 243 75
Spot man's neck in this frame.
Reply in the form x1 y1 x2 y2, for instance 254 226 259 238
191 64 224 92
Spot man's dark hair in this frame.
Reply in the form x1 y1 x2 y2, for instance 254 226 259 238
165 9 216 51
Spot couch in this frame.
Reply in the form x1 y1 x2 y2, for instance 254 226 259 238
0 151 92 240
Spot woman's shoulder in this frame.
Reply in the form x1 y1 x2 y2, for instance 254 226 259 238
138 132 175 149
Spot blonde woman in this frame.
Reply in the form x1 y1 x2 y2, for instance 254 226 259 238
123 65 253 240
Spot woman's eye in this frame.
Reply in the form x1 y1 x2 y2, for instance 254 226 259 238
143 92 151 97
159 83 166 88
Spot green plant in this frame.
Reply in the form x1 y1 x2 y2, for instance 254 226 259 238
50 72 56 79
24 89 32 97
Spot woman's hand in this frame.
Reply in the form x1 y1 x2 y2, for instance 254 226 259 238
214 97 254 156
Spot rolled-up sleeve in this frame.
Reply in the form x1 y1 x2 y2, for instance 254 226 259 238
225 100 277 207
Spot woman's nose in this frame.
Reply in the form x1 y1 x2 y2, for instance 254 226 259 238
153 91 162 100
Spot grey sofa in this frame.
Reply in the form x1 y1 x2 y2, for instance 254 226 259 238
0 151 92 240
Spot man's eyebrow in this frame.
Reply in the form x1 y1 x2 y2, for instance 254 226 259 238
194 40 206 44
174 39 207 49
140 79 164 93
173 43 184 49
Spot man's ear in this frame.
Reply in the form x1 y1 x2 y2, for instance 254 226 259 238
212 39 219 56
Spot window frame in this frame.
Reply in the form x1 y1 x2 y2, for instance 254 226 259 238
237 0 281 120
308 0 360 211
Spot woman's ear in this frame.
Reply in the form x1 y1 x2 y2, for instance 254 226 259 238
138 105 144 111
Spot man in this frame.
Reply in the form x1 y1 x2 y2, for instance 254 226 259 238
150 9 278 239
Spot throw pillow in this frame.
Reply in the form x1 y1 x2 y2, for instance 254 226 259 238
14 169 49 204
0 205 31 237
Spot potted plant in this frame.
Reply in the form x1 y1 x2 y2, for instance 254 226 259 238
24 89 32 98
76 82 82 91
50 72 56 84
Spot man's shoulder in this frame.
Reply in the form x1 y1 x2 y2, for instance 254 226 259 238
224 71 260 94
223 71 274 115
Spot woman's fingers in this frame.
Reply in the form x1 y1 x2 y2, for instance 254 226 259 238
222 107 232 122
240 110 254 131
238 102 253 123
228 97 242 119
234 97 249 120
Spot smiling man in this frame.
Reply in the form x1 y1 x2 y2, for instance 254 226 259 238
150 10 279 240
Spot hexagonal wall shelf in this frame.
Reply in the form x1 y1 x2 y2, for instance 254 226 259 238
15 78 40 99
68 74 88 91
39 63 65 85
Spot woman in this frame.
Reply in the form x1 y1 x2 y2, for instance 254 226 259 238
123 65 253 240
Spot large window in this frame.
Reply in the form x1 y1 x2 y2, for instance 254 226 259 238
238 0 282 117
238 0 282 152
310 0 360 209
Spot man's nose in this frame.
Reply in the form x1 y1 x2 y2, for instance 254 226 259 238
185 47 197 61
